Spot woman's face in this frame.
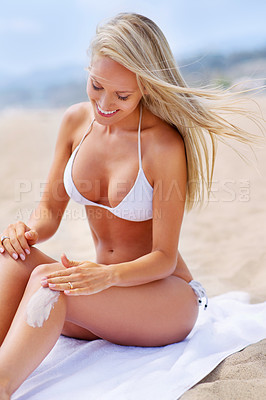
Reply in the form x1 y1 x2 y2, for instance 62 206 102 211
87 55 143 125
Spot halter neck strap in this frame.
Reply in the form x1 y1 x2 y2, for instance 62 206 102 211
137 104 143 168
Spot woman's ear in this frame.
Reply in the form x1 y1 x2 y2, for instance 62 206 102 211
143 86 148 95
137 77 148 96
140 84 148 95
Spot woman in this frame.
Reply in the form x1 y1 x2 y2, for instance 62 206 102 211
0 13 259 398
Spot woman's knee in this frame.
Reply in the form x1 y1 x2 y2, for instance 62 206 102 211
0 251 35 280
0 252 19 268
0 246 58 277
30 262 65 281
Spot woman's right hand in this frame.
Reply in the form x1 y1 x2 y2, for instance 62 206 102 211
0 221 38 261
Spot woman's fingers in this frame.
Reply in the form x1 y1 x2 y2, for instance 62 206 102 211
43 263 97 284
40 268 78 287
44 263 113 295
64 282 112 296
64 287 101 296
60 253 69 268
16 222 31 255
0 222 33 260
1 234 18 260
24 229 38 246
40 259 111 295
45 266 79 280
41 273 82 291
48 281 77 292
61 253 81 268
42 269 84 289
43 273 79 285
2 226 25 260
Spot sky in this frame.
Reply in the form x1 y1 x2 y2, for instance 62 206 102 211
0 0 266 78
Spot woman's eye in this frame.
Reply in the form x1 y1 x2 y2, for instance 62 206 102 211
91 80 129 100
117 94 129 101
92 81 102 90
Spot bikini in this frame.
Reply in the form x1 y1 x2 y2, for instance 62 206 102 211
63 106 208 308
63 105 153 222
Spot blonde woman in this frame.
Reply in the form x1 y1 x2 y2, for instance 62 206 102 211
0 13 259 398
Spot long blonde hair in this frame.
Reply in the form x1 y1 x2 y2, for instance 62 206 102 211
89 12 264 211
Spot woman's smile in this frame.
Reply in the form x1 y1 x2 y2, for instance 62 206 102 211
96 102 120 117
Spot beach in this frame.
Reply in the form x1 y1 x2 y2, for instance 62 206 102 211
0 97 265 399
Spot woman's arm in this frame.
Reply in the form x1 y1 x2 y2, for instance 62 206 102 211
0 104 86 258
109 130 187 287
28 104 92 243
26 108 74 243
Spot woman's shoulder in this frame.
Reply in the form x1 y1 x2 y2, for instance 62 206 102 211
142 110 186 182
143 111 185 161
58 102 93 147
61 101 93 129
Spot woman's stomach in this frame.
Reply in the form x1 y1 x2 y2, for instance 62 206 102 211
86 206 153 264
86 207 193 282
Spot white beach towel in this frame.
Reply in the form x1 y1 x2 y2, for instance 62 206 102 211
12 292 266 400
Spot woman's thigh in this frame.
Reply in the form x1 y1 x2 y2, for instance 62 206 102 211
65 276 199 347
61 321 100 341
0 246 58 278
26 261 100 341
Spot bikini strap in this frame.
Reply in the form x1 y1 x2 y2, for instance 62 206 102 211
78 118 95 148
137 104 143 169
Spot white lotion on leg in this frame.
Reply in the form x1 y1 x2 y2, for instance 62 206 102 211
26 286 60 328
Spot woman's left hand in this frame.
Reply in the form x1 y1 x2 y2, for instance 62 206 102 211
41 254 116 295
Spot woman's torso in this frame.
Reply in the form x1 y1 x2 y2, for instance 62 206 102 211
64 102 193 282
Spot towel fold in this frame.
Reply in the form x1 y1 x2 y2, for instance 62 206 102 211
12 292 266 400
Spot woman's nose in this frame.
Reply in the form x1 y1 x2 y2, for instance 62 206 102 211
98 94 115 111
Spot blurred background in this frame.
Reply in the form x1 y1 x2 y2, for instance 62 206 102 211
0 0 266 268
0 4 265 391
1 0 266 109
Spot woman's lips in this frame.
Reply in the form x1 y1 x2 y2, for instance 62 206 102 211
96 102 119 117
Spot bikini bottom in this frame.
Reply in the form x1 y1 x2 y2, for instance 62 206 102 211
188 280 208 309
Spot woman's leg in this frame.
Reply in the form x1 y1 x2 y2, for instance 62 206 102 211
0 262 198 398
65 274 199 347
0 262 67 398
0 248 57 345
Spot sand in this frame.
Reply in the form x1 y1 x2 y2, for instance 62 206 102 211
0 98 265 399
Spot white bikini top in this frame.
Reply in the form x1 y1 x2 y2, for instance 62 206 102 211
63 106 153 221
